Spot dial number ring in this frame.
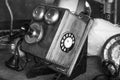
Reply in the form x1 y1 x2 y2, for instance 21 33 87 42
60 33 75 53
103 34 120 66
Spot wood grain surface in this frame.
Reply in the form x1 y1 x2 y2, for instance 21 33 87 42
46 11 93 76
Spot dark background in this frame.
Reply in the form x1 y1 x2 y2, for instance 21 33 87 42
0 0 119 22
0 0 120 29
0 0 44 21
0 0 54 30
0 0 55 22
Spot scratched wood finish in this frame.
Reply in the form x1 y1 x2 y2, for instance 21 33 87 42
46 14 86 66
46 11 93 76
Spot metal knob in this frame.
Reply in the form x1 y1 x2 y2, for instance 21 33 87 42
44 8 59 24
33 6 46 20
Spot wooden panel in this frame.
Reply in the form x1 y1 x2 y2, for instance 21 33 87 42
46 14 86 66
46 12 93 76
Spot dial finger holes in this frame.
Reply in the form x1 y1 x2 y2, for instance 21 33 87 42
60 33 75 53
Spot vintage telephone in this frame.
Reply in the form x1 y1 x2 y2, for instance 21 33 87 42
4 0 30 71
20 3 93 78
93 34 120 80
5 24 30 71
4 0 93 79
102 34 120 78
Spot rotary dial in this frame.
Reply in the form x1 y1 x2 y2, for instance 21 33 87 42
103 34 120 66
60 33 75 53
